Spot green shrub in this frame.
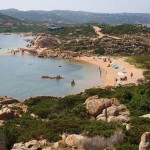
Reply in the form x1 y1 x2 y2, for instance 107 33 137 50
116 144 138 150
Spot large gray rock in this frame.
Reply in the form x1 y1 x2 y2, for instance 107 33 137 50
139 132 150 150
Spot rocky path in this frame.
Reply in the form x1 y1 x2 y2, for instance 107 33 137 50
93 26 121 40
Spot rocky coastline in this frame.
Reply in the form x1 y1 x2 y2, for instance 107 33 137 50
25 35 95 59
0 94 150 150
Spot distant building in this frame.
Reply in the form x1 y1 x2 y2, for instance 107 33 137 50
49 26 64 31
3 22 13 27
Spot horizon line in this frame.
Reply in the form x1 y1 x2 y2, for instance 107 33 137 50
1 8 150 14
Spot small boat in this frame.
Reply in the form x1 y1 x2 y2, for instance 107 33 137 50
71 79 75 86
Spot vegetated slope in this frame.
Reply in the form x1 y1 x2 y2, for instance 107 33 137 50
0 12 23 24
0 82 150 149
1 9 150 24
0 9 70 23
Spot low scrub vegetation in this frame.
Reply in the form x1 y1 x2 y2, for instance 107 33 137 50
100 24 150 35
0 82 150 149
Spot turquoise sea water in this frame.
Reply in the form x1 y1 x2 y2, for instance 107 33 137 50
0 35 102 100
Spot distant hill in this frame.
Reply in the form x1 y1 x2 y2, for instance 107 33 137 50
0 9 150 25
0 12 24 24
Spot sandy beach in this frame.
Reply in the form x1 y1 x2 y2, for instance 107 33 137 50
0 51 11 55
75 56 145 87
0 49 145 88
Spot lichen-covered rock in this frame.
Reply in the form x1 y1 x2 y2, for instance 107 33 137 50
107 116 117 122
116 115 129 123
0 96 19 105
102 105 119 116
85 96 130 125
0 108 15 120
96 114 106 121
34 36 60 48
139 132 150 150
65 134 86 147
141 114 150 119
85 96 112 117
111 98 120 106
12 140 47 150
85 96 104 117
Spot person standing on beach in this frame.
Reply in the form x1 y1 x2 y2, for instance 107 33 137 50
99 66 101 77
131 72 133 78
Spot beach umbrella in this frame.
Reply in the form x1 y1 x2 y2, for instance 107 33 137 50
113 65 119 69
118 72 125 76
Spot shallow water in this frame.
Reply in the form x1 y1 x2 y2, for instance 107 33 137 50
0 54 102 100
0 34 34 51
0 34 103 100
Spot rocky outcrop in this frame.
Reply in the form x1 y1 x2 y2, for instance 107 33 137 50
85 95 111 117
0 97 27 124
12 139 47 150
141 114 150 119
65 134 86 147
0 107 15 120
139 132 150 150
85 96 130 124
0 96 19 105
37 49 80 59
34 36 61 48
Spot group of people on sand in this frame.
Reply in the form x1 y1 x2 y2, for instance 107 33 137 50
97 56 134 87
115 72 134 86
10 48 25 55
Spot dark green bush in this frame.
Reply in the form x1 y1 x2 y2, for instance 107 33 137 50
116 144 138 150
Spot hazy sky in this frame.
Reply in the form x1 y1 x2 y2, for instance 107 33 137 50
0 0 149 13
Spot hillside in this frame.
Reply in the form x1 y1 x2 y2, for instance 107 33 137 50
0 12 23 24
1 9 150 24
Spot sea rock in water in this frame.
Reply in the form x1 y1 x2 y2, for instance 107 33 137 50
139 132 150 150
42 75 63 80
